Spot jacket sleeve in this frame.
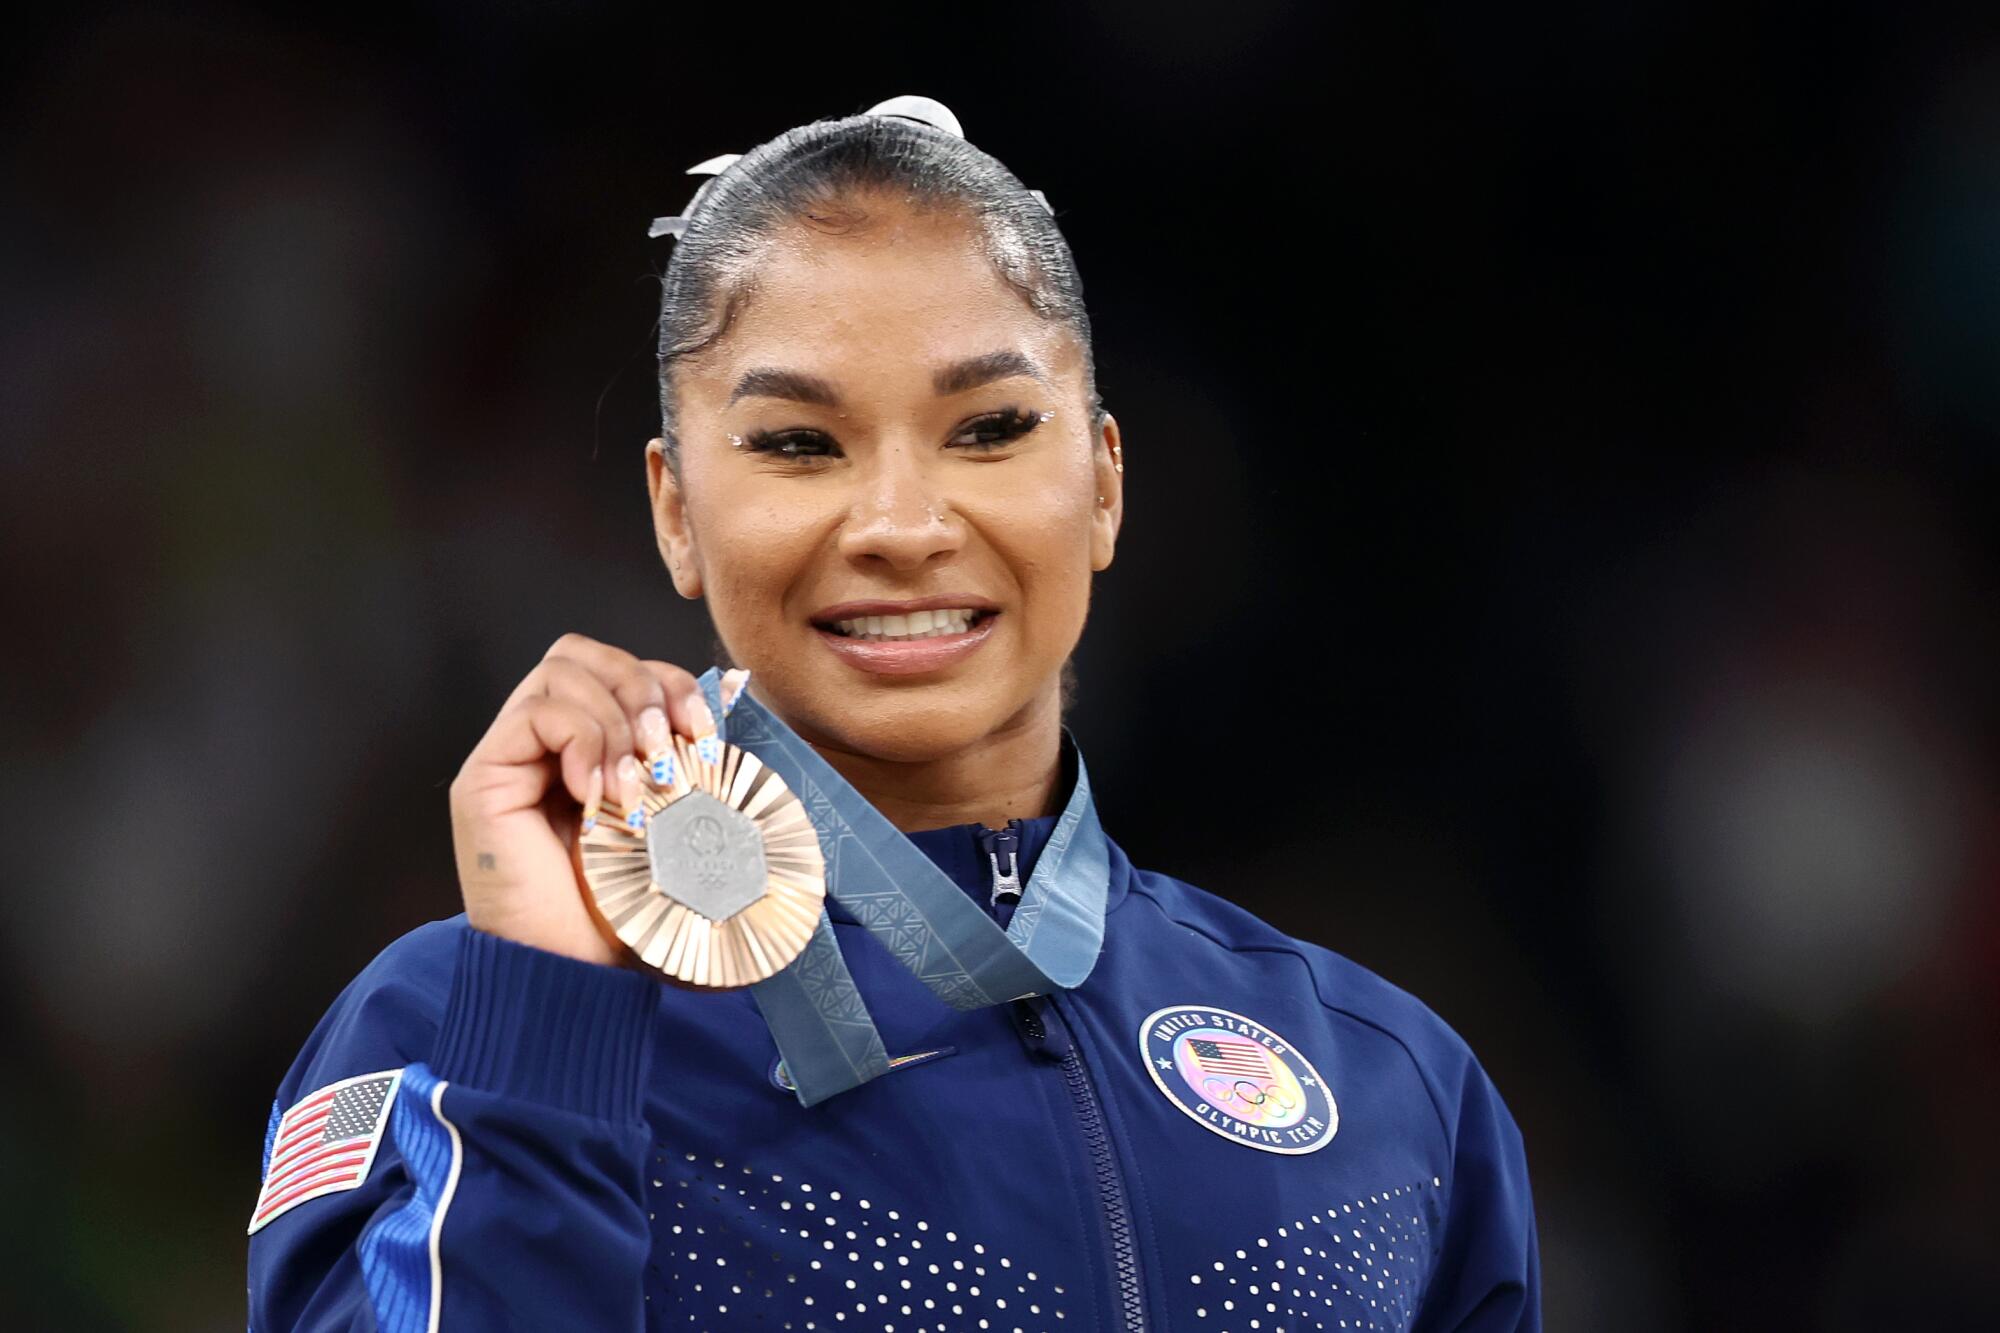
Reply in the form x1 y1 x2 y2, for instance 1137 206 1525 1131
247 923 660 1332
1411 1059 1542 1333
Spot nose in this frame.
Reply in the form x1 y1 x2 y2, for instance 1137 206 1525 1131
836 445 964 572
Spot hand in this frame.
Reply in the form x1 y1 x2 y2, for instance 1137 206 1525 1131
447 633 718 965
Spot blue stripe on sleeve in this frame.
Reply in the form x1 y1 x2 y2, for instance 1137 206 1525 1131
356 1063 460 1333
260 1098 281 1180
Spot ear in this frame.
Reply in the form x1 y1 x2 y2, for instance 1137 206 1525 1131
645 437 704 599
1089 412 1124 572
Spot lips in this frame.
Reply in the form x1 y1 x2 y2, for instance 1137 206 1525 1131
809 598 1000 676
825 607 981 641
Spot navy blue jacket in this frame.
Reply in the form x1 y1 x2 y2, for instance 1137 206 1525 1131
247 814 1540 1331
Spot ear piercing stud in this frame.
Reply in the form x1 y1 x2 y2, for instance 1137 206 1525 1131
1111 442 1124 474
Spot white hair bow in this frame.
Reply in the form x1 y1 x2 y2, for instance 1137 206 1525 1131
647 94 1052 239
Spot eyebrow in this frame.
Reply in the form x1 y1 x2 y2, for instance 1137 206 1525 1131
727 350 1050 408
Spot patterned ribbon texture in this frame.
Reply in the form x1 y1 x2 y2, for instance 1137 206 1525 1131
694 667 1111 1107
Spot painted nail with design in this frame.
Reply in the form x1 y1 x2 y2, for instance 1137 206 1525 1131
639 706 675 783
719 668 751 716
687 693 720 763
580 767 602 832
638 705 669 754
617 755 645 827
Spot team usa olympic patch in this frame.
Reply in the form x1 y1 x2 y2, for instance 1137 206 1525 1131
1139 1005 1337 1154
248 1069 402 1234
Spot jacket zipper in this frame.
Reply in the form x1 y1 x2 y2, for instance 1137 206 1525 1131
975 821 1024 906
1011 994 1147 1332
981 823 1148 1326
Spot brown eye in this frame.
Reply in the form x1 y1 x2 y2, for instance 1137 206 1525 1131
742 429 839 461
949 405 1049 451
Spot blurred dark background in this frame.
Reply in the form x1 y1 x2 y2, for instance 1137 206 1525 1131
4 2 1995 1329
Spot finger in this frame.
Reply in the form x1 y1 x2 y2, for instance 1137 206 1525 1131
538 634 685 747
533 634 699 742
635 659 711 743
546 645 689 793
477 694 605 814
495 630 602 715
538 655 639 806
597 655 680 784
515 632 649 724
520 697 627 830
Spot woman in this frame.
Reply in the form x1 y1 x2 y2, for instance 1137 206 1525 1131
245 96 1540 1333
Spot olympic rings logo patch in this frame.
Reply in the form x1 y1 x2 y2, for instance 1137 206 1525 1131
1138 1005 1337 1155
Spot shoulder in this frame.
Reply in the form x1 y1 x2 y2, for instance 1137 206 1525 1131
1119 857 1506 1149
1116 861 1543 1319
272 915 471 1108
1121 862 1473 1066
327 913 469 1026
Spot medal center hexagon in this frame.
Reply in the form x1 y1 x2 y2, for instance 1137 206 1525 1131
645 789 768 921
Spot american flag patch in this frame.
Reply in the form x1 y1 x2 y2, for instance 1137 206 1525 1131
1189 1036 1274 1080
248 1069 402 1234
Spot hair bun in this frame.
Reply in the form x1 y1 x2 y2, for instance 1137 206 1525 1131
648 95 1054 240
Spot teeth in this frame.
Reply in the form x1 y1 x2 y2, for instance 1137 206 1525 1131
830 608 981 641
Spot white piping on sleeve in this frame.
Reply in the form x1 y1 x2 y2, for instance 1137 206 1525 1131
425 1078 465 1333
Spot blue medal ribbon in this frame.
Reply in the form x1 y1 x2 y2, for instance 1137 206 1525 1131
693 667 1111 1107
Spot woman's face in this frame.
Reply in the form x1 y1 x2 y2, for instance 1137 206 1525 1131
646 199 1124 764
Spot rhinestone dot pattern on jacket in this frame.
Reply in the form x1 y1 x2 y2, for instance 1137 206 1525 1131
644 1149 1071 1330
1185 1179 1442 1332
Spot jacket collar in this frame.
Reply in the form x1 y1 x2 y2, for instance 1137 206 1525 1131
819 730 1133 927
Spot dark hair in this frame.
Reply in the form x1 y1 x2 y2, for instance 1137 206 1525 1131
653 109 1104 469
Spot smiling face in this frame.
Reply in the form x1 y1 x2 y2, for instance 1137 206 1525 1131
646 197 1124 766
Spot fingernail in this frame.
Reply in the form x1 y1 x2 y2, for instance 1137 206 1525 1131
581 767 602 832
639 706 669 754
719 668 751 716
650 748 678 787
688 693 715 736
617 754 644 823
696 734 721 765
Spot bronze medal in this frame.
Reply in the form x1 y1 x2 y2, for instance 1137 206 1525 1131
572 728 825 989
